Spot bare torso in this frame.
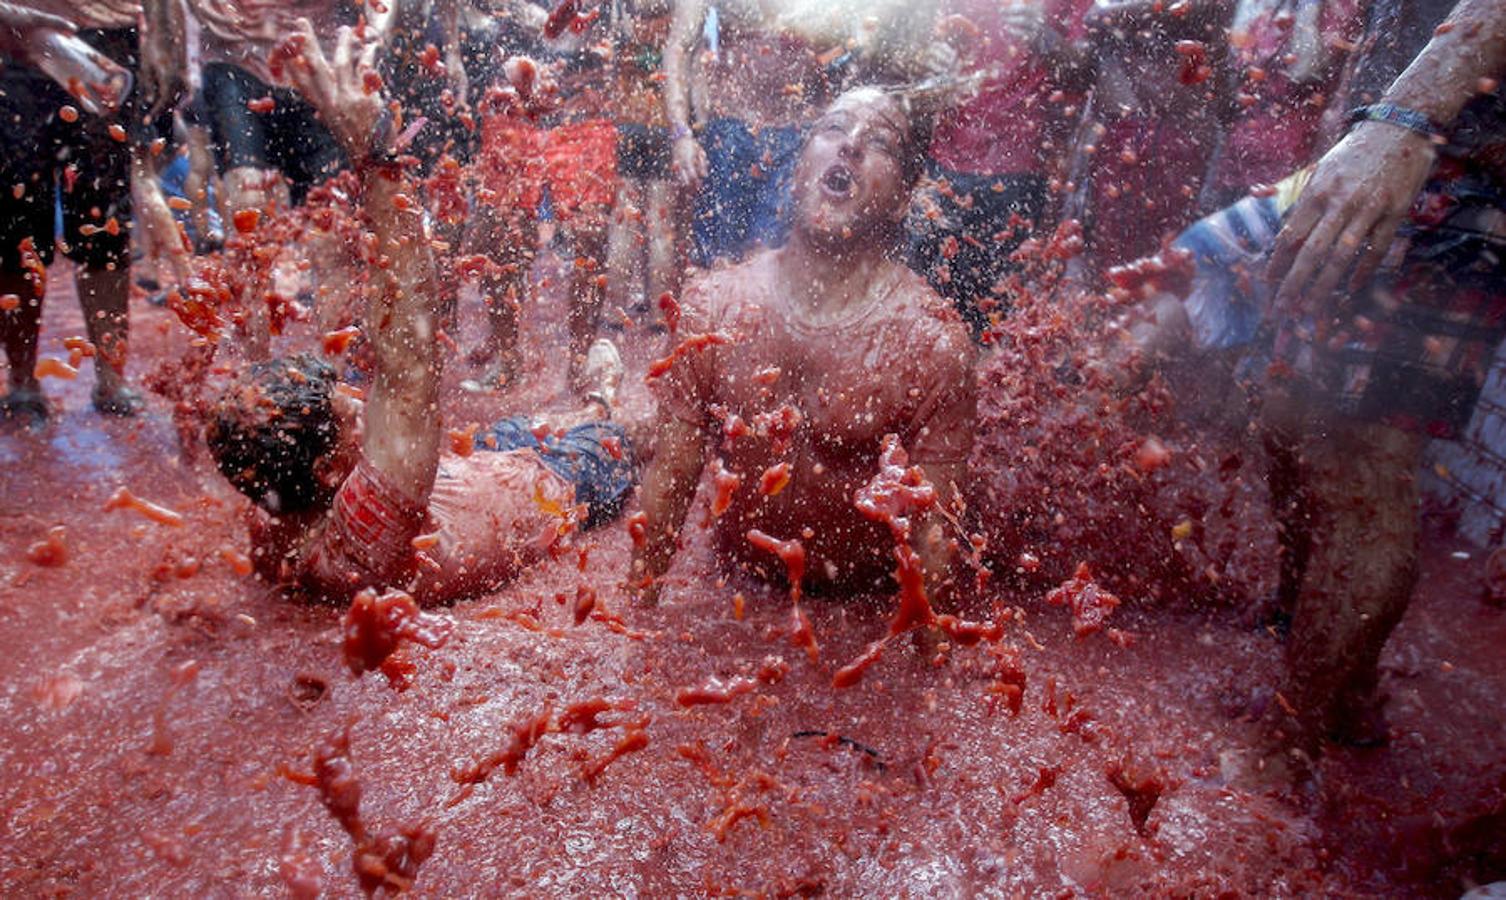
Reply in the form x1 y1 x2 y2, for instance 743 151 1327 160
657 251 976 589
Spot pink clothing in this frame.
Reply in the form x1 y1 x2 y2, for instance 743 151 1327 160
1084 115 1218 265
930 0 1092 176
1210 0 1365 194
274 453 576 603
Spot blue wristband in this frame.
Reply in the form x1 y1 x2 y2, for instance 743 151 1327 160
1347 103 1446 142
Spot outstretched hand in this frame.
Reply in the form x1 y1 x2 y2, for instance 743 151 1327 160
277 20 385 163
1266 122 1436 314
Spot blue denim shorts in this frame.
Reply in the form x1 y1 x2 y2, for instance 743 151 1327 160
483 417 636 528
690 118 803 266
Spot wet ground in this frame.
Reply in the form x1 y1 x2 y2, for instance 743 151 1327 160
2 261 1504 896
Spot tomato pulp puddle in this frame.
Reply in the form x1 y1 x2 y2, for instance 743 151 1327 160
3 266 1505 896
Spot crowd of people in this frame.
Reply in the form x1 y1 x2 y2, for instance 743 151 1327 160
0 0 1503 797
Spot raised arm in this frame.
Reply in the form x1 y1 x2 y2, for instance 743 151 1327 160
630 281 718 603
283 20 442 504
1268 0 1506 307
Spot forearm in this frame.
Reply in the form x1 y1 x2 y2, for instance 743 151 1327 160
662 0 703 132
915 514 959 606
183 123 214 228
360 169 442 502
916 460 967 608
1381 0 1506 126
632 417 707 583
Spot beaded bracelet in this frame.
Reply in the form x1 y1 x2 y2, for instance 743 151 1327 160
1347 103 1446 142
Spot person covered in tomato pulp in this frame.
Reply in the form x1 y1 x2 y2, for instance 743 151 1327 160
201 22 636 605
631 85 978 607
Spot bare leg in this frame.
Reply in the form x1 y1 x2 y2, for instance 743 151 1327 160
77 264 141 415
0 271 46 422
131 152 192 289
604 179 646 319
461 203 537 391
566 216 609 390
1264 415 1423 774
644 177 686 315
182 123 221 249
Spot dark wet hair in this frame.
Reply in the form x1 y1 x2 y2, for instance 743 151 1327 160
206 354 341 514
882 88 935 190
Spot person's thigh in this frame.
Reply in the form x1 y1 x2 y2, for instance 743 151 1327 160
0 65 62 273
200 63 277 178
268 88 350 206
692 118 755 265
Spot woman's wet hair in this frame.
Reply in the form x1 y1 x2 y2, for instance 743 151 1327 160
206 354 341 514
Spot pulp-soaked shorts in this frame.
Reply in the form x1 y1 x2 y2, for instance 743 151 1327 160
0 29 170 273
200 62 348 206
478 114 617 225
484 416 635 529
